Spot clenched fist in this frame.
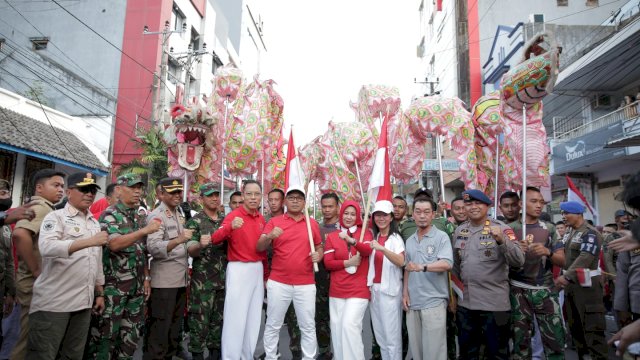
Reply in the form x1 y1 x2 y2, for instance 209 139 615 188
200 234 211 247
93 231 108 246
180 229 194 243
268 226 283 240
144 219 162 235
231 217 244 229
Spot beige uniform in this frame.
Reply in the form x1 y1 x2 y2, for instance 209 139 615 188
453 218 525 311
147 202 192 288
31 203 104 313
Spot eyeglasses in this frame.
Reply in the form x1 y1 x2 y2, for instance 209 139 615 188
287 196 305 202
77 187 98 195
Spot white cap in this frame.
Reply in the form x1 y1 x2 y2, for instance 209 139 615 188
372 200 393 214
286 185 306 197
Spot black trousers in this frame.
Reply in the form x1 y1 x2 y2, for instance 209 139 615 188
456 306 511 360
144 287 187 360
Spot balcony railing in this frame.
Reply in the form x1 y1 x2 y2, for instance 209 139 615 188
554 100 640 141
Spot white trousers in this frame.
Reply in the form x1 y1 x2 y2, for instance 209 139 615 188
406 302 447 360
329 297 368 360
370 284 403 360
221 261 264 360
263 279 317 360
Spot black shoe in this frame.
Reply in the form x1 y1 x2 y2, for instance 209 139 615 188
191 352 205 360
291 350 302 360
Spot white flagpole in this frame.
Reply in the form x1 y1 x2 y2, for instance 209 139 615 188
436 135 446 204
294 144 319 273
220 97 229 200
354 159 366 208
522 104 527 241
493 140 500 219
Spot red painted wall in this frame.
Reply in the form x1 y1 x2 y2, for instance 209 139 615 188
191 0 206 17
112 0 173 169
467 0 482 105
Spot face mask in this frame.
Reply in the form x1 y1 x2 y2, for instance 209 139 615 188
0 198 12 212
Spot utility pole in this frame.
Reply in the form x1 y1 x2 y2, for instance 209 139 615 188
414 76 440 96
144 21 186 129
171 43 210 105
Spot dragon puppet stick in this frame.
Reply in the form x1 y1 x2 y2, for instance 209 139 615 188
521 104 527 243
493 140 500 218
220 96 230 198
359 189 374 243
294 145 319 273
436 135 446 204
354 159 366 209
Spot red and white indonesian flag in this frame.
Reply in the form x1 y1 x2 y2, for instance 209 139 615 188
285 129 305 191
575 268 601 287
451 274 464 300
566 176 597 220
368 115 392 203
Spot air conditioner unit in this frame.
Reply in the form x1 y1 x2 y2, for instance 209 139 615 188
529 13 544 23
592 94 612 110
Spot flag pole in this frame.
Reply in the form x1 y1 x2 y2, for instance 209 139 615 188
493 139 500 219
354 159 366 208
436 135 446 204
220 96 229 200
359 189 373 243
294 144 319 273
521 104 527 242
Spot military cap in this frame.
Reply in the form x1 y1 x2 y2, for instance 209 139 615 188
67 172 101 189
159 177 183 193
116 173 145 187
560 201 585 214
614 209 631 218
413 187 434 200
200 182 220 196
462 189 492 205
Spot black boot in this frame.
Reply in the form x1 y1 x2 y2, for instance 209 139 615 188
191 352 205 360
207 348 221 360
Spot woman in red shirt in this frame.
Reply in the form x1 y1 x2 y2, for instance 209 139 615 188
323 200 373 360
367 200 405 360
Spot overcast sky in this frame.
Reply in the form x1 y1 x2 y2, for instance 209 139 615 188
260 0 422 145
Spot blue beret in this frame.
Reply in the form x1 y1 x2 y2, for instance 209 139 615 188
462 189 492 205
560 201 585 214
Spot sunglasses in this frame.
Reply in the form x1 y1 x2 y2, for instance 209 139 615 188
76 187 98 195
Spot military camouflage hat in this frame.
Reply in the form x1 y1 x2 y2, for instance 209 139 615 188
200 182 220 196
116 173 145 187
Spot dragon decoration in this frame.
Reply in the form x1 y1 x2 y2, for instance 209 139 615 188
163 32 559 204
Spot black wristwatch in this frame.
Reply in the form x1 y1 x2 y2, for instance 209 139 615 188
423 264 428 272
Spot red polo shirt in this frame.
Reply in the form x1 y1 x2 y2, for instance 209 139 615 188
264 213 322 285
323 228 373 299
212 205 267 264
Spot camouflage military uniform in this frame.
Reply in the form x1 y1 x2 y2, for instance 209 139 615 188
508 221 565 360
563 222 608 359
185 210 226 355
87 202 148 359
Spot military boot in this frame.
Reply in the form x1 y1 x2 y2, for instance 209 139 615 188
191 352 205 360
207 348 221 360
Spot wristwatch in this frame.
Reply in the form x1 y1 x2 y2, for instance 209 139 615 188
423 264 428 272
144 275 152 281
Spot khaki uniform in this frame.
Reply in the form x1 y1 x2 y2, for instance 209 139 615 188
563 222 608 359
12 195 54 360
144 201 193 359
452 218 524 360
27 203 103 359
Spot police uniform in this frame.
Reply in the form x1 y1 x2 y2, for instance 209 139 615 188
561 201 608 360
144 177 195 359
508 220 565 360
87 173 149 359
452 190 525 360
27 172 103 359
185 183 227 360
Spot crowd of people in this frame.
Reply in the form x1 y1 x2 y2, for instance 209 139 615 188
0 168 639 360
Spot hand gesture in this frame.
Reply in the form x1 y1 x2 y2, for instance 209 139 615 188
5 201 37 224
370 240 384 251
93 231 108 247
309 251 321 263
490 226 504 244
180 229 194 243
529 243 550 257
405 261 422 272
608 319 640 357
200 234 211 247
144 219 162 235
338 230 349 240
345 253 361 267
608 230 640 253
269 227 283 240
93 296 105 315
517 240 529 253
231 217 244 229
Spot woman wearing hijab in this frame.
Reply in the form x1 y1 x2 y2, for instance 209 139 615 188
367 200 405 360
323 200 373 360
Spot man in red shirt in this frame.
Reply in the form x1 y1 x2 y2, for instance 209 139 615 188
211 180 267 360
257 186 323 360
